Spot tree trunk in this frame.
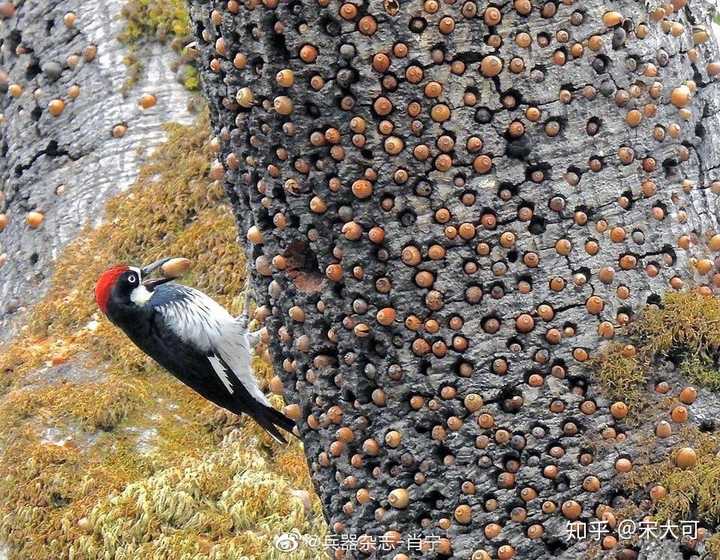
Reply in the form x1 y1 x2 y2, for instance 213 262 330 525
187 0 720 558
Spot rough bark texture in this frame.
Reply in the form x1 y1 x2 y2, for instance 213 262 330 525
0 0 194 341
186 0 720 558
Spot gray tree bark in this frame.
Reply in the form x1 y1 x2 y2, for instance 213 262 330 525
195 0 720 558
0 0 193 341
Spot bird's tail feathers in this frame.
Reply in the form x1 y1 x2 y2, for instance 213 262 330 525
253 402 297 445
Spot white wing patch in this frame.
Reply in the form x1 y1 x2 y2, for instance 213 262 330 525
157 286 269 405
208 354 235 395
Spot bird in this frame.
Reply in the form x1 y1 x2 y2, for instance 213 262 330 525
94 257 296 443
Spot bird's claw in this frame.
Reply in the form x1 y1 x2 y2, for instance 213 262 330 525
247 330 261 347
237 275 253 330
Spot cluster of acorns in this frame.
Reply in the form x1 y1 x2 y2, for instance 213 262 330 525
192 0 720 557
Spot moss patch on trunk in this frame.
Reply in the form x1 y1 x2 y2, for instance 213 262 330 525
593 293 720 553
594 292 720 411
119 0 198 94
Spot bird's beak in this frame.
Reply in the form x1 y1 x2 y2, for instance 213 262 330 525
141 257 174 276
141 257 175 290
142 277 172 290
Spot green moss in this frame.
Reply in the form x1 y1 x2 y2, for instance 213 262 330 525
0 113 325 559
593 343 648 406
680 353 720 391
627 428 720 525
0 379 147 432
594 293 720 553
636 292 720 357
69 438 326 560
118 0 196 94
593 292 720 404
708 534 720 559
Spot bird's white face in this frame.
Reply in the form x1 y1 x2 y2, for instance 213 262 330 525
128 266 153 306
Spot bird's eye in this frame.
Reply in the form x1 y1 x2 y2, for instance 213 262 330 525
127 274 137 284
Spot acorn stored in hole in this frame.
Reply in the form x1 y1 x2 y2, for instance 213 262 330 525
26 211 44 228
388 488 409 509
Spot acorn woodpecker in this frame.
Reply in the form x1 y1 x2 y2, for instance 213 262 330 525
94 257 296 443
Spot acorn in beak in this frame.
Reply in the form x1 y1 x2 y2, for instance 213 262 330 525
141 257 191 289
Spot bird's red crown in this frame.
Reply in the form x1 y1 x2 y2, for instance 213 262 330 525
95 265 129 314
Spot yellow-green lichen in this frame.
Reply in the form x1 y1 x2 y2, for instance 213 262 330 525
119 0 195 94
0 112 326 559
180 64 201 91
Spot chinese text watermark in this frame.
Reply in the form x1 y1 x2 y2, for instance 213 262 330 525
566 519 699 541
273 531 443 553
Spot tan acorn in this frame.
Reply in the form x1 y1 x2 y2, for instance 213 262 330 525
160 258 191 279
269 376 284 395
112 124 128 138
77 517 92 532
675 448 697 468
276 69 295 87
63 12 77 27
26 211 44 228
283 403 302 421
602 11 624 27
388 488 409 509
679 386 698 404
615 458 633 473
273 95 294 115
139 94 157 109
0 3 16 18
561 500 582 520
236 87 254 108
610 401 628 419
48 99 65 117
671 85 691 108
656 421 672 438
454 504 472 524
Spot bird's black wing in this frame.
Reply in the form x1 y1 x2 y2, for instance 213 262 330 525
121 308 242 414
121 284 295 442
